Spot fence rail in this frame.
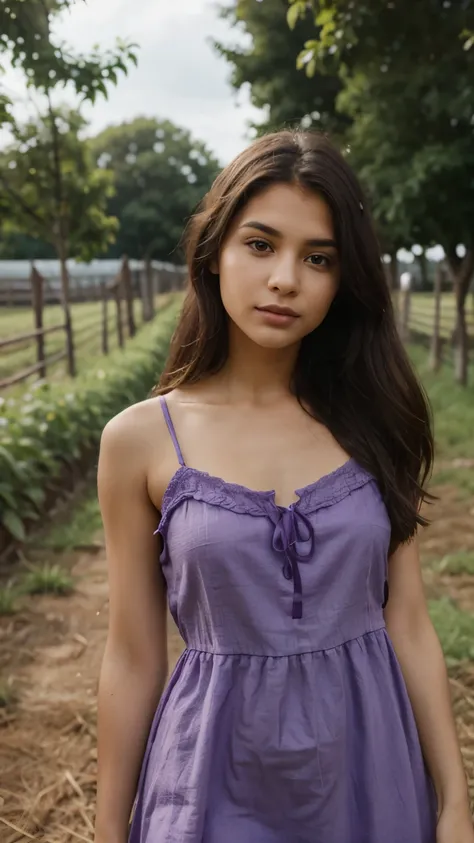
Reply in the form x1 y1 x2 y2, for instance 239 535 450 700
0 257 184 392
399 281 474 379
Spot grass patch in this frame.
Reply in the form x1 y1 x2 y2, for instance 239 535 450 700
429 597 474 664
0 583 17 615
409 345 474 461
20 563 74 596
430 467 474 498
0 296 154 391
38 492 103 551
431 551 474 576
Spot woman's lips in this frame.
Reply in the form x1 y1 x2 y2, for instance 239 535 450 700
255 306 300 327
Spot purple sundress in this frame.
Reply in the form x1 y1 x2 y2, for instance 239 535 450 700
128 396 437 843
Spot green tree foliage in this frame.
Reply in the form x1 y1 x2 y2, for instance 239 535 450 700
215 0 348 137
286 0 474 381
0 108 118 261
90 117 220 262
0 0 137 375
0 0 137 122
286 0 474 255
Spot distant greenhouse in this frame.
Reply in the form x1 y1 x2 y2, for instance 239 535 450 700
0 258 185 307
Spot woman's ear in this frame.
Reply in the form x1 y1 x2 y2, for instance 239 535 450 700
209 256 219 275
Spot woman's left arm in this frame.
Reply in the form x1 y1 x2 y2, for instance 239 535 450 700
385 535 474 839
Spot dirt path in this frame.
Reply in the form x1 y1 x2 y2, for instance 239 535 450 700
1 487 474 841
0 543 184 843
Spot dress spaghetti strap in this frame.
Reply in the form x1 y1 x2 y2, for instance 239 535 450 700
159 396 186 467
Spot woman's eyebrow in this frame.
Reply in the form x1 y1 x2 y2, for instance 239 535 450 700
239 220 338 249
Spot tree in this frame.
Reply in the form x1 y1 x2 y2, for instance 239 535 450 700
1 108 117 255
287 0 474 382
0 108 118 371
90 117 220 316
215 0 348 138
0 0 136 121
0 0 137 374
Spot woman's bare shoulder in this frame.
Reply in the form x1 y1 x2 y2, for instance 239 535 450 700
100 396 169 471
99 392 191 510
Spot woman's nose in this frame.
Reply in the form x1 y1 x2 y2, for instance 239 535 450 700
267 256 300 295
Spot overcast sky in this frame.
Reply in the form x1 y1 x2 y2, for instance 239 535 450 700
1 0 261 164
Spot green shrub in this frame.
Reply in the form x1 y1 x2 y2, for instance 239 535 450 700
0 582 17 615
0 301 178 544
20 563 74 596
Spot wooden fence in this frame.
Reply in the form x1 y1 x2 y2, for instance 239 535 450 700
0 257 184 392
397 267 474 374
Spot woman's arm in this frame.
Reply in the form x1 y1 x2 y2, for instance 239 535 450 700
94 410 168 843
384 535 471 822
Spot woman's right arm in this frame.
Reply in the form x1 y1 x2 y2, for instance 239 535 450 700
94 410 168 843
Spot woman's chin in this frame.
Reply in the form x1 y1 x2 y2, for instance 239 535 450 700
246 327 303 351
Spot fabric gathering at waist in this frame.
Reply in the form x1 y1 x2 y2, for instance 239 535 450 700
179 617 387 659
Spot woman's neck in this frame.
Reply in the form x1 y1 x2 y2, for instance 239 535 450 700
210 326 300 405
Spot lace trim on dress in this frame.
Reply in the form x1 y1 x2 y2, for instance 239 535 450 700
157 461 376 538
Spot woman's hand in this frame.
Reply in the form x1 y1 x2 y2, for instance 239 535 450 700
437 803 474 842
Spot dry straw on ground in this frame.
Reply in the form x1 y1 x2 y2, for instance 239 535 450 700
1 667 474 842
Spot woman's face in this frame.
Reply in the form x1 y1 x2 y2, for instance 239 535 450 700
217 182 340 350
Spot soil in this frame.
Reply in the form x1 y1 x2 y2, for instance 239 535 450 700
1 484 473 842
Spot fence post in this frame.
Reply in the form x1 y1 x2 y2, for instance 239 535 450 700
101 281 109 355
114 274 124 349
30 265 46 379
139 266 147 323
143 258 155 322
121 256 136 338
399 278 412 344
429 264 443 371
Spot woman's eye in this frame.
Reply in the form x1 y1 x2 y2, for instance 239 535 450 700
307 254 331 267
248 239 272 253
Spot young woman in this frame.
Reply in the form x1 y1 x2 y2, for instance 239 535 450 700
94 131 473 843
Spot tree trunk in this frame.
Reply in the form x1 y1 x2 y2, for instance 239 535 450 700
454 303 468 385
56 237 76 378
445 247 474 386
47 88 75 377
418 250 429 291
429 263 443 372
30 265 46 379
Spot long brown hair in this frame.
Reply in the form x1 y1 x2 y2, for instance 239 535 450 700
154 130 434 551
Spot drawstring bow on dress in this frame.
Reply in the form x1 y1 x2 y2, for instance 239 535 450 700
272 508 314 619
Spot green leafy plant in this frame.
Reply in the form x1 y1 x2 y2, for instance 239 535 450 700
20 563 74 596
0 301 178 545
